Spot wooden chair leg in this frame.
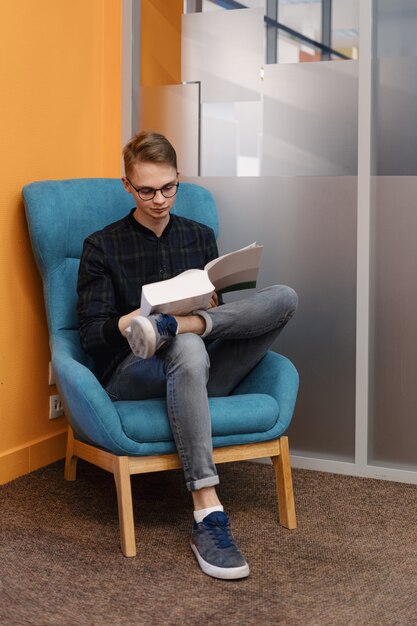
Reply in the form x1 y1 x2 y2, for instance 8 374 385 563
113 456 137 557
64 426 78 481
271 436 297 529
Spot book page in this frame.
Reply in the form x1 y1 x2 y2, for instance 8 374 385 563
204 243 263 293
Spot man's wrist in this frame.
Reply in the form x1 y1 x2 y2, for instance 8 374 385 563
103 317 127 347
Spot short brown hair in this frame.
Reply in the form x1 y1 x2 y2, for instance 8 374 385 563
123 130 177 176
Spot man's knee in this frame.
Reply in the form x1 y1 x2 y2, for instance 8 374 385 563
165 333 209 376
282 285 298 316
269 284 298 318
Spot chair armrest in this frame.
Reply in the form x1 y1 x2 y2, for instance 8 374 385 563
52 333 140 454
231 351 299 434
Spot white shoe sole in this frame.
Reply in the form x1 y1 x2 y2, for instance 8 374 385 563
127 316 156 359
190 542 250 580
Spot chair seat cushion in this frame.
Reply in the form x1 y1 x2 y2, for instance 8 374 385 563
115 394 279 444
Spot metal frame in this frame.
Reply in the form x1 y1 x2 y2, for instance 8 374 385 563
266 0 278 64
321 0 332 60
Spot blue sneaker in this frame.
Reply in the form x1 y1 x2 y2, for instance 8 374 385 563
126 313 178 359
190 511 250 580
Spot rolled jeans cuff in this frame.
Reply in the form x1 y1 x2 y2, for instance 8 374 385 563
193 309 213 338
187 474 220 492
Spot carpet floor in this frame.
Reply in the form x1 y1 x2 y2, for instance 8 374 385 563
1 460 417 626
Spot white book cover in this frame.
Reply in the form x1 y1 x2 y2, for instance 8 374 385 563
140 269 215 316
140 243 263 316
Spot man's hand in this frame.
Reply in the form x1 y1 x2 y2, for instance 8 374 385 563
207 292 219 309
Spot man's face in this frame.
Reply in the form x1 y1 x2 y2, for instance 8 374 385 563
122 161 178 231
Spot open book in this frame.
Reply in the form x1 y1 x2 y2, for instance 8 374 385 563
140 242 263 316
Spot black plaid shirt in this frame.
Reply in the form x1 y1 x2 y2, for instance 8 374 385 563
77 209 219 384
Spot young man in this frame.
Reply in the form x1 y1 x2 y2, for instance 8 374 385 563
77 131 298 580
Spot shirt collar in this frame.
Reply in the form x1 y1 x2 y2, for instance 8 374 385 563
127 208 174 238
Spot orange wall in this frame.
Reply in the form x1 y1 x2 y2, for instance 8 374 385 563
0 0 122 483
140 0 182 86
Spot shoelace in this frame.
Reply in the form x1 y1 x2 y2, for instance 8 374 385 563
203 514 236 549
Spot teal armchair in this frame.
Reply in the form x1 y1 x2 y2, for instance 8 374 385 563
23 178 299 556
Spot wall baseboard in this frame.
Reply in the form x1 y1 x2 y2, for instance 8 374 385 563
0 428 68 485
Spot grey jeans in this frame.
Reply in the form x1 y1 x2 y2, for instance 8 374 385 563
106 285 298 491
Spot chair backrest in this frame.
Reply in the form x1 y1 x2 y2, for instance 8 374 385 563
23 178 219 339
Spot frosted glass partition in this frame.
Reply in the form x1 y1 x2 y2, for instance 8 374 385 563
181 8 264 103
373 0 417 175
138 84 200 176
184 175 357 461
261 61 358 176
368 2 417 472
375 0 417 58
201 101 262 176
369 178 417 469
374 58 417 176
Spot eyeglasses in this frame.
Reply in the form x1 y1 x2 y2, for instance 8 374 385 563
126 178 179 201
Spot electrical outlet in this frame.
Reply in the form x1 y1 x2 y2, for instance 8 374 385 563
48 361 55 386
49 394 64 419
